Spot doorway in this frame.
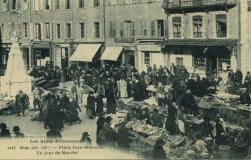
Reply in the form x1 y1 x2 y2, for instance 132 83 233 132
206 56 217 75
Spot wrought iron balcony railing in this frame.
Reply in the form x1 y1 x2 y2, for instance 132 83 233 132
194 32 203 38
162 0 237 13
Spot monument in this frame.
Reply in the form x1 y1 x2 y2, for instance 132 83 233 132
0 33 32 98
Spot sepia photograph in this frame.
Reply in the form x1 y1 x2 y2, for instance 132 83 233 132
0 0 251 159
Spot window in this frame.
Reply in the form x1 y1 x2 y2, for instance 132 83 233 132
34 0 44 11
45 23 50 39
55 0 60 9
140 21 147 36
119 22 124 37
78 0 84 8
132 21 135 36
79 23 85 38
45 0 51 10
157 20 165 37
93 0 100 7
125 21 132 37
66 23 71 38
65 0 70 9
56 24 61 38
109 21 116 38
216 15 227 37
144 52 150 65
194 55 205 68
173 17 182 38
193 16 203 38
23 23 28 38
21 0 28 10
35 24 41 39
2 0 7 11
11 0 17 10
1 24 4 39
94 22 100 38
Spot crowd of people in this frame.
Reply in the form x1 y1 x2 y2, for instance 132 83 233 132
2 61 251 159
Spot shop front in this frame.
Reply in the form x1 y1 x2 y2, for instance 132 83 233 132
69 43 102 69
32 42 51 67
137 44 166 72
54 44 70 69
160 39 238 77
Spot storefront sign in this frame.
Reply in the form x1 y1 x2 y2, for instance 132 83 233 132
137 45 161 52
114 37 135 43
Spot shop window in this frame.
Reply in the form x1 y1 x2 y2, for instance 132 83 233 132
219 58 230 71
173 17 182 38
144 52 150 65
94 22 100 38
79 23 85 38
109 21 116 38
157 20 164 37
93 0 100 7
65 0 70 9
176 57 183 66
35 23 41 39
55 0 60 9
194 55 205 68
216 15 227 38
45 23 50 39
66 23 71 38
193 16 203 38
23 23 28 38
78 0 85 8
56 24 61 39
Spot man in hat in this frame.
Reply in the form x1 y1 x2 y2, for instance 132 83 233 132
244 71 251 94
0 123 11 138
87 91 96 119
180 89 198 115
80 132 92 145
13 126 25 138
240 88 251 104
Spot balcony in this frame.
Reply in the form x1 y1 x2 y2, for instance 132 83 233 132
173 32 182 38
194 32 203 38
162 0 237 14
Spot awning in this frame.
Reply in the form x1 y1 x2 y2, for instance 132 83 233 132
100 47 123 61
70 44 102 62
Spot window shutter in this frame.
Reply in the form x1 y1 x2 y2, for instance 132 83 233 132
151 20 156 37
163 20 167 37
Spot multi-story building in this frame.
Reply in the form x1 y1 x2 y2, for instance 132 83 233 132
0 0 105 69
0 0 250 78
161 0 250 78
103 0 167 72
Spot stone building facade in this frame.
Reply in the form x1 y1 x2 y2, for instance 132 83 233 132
0 0 250 78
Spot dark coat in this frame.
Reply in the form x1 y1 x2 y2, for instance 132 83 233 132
69 101 81 123
95 95 104 115
151 112 163 128
0 129 11 138
87 94 95 116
